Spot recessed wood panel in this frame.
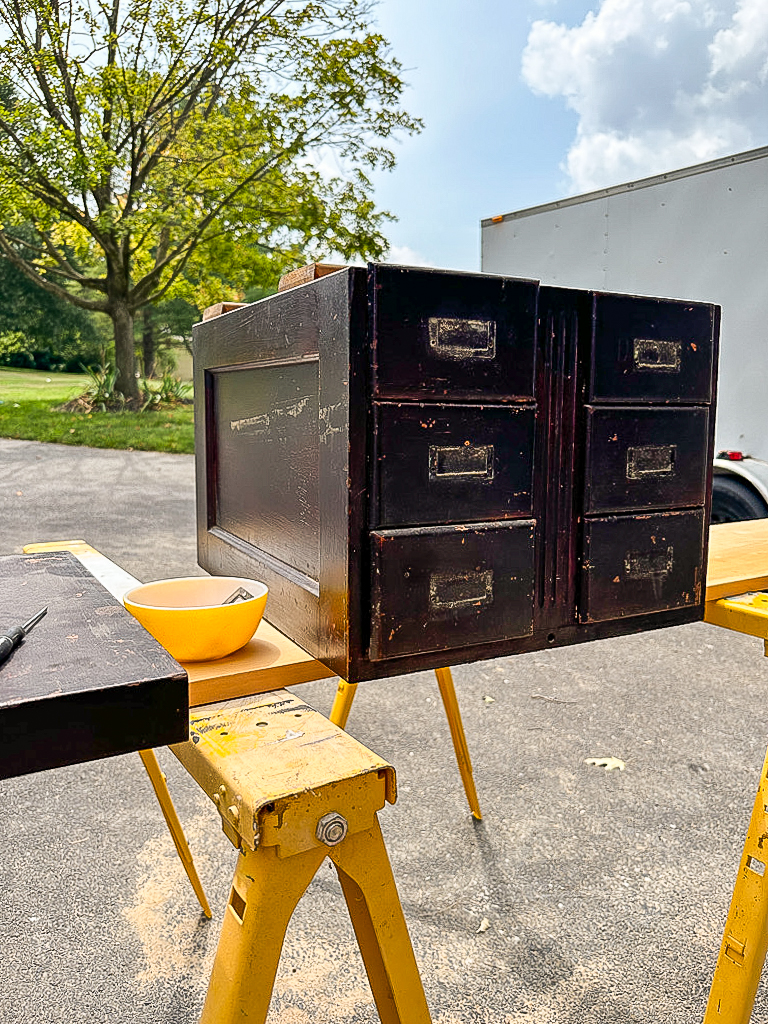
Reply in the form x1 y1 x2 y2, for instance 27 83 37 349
213 362 320 581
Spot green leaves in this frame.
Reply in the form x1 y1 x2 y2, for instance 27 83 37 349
0 0 420 393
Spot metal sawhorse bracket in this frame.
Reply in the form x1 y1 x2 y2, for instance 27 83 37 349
171 688 432 1023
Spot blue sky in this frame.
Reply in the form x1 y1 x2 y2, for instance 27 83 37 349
369 0 768 272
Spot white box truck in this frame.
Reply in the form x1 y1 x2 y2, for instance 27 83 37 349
481 145 768 522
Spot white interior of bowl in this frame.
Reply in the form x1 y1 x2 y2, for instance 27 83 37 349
124 576 268 611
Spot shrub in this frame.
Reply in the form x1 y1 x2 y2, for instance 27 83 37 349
0 329 104 372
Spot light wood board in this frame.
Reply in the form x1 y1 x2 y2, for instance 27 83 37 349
183 619 336 707
706 519 768 601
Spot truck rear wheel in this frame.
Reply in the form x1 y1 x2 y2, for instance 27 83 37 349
711 475 768 523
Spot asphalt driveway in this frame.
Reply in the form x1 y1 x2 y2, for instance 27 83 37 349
1 438 767 1024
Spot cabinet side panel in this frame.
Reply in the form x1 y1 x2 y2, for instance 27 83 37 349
194 281 345 656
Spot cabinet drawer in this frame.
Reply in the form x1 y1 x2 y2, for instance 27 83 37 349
375 402 535 527
583 406 709 513
590 294 715 403
579 509 704 623
371 265 537 400
370 520 535 660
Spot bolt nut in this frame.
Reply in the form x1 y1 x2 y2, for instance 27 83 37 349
316 812 348 847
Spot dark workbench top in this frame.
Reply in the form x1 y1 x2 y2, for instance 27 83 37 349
0 551 188 779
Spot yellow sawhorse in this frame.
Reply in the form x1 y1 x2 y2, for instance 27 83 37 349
701 519 768 1023
170 688 432 1023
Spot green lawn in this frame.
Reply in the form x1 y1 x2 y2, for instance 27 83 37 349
0 367 91 402
0 368 195 453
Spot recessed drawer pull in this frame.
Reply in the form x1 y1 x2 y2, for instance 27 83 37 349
633 338 681 373
428 444 495 482
624 546 674 579
429 569 494 610
626 444 677 480
428 317 496 360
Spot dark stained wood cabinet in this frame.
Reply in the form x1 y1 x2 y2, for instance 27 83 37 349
194 264 719 682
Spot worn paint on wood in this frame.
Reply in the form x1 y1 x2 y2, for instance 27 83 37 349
193 265 719 682
0 551 188 779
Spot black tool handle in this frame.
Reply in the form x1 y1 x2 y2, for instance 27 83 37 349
0 626 25 666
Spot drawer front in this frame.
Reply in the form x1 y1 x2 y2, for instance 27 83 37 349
579 509 704 623
375 402 535 527
583 406 710 513
370 520 535 660
371 264 537 400
590 294 715 403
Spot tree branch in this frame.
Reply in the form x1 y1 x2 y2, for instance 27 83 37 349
2 228 108 290
124 0 289 208
0 232 110 312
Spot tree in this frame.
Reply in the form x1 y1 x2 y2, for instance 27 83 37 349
0 1 419 400
0 236 104 370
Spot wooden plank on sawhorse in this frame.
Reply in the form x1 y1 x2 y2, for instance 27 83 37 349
706 519 768 602
171 688 432 1024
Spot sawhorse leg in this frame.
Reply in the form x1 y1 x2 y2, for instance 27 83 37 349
329 668 482 820
329 678 358 729
138 749 212 918
434 667 482 820
704 744 768 1023
200 817 430 1024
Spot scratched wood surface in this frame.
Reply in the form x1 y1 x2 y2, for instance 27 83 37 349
0 550 188 779
194 266 719 683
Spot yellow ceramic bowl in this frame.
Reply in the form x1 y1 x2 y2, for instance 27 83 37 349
123 576 268 662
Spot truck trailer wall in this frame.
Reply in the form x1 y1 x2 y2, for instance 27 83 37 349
481 148 768 458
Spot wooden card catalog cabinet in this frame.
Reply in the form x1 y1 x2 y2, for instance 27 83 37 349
194 265 719 682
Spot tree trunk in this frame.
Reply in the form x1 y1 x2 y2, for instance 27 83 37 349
142 307 156 378
112 301 139 401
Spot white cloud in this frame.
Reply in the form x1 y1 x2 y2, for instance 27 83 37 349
384 244 435 267
522 0 768 192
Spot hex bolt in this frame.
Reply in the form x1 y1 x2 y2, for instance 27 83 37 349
316 812 348 847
